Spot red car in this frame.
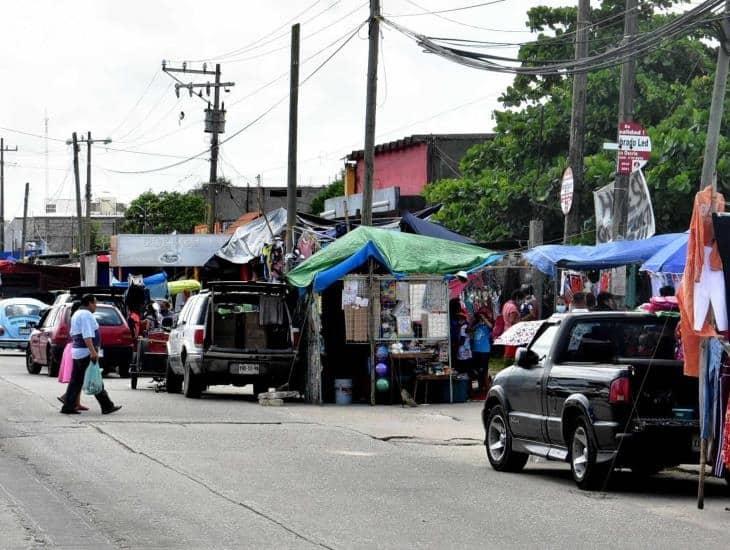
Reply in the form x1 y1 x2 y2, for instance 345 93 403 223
27 303 134 377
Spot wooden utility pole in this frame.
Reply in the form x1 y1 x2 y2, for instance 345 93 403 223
21 182 29 261
696 0 730 511
286 23 301 255
564 0 590 243
70 132 85 281
85 132 92 252
162 61 235 234
0 138 18 252
361 0 381 226
610 0 638 241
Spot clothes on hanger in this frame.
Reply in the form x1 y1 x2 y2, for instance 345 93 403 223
678 187 726 377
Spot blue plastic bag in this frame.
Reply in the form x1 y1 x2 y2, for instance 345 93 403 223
83 361 104 395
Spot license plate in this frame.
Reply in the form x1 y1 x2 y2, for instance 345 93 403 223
691 434 701 452
19 328 30 335
231 363 259 375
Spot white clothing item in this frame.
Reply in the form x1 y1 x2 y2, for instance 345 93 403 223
70 309 100 360
693 246 728 331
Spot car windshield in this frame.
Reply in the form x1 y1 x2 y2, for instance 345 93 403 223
5 304 43 318
561 317 678 363
94 307 123 326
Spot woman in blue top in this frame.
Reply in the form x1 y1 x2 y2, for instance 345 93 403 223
471 307 493 396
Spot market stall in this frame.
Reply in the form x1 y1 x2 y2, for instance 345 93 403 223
287 226 502 405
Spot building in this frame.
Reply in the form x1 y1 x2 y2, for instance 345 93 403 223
195 184 325 232
345 133 494 196
3 195 126 256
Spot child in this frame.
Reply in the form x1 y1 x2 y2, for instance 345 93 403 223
471 307 493 397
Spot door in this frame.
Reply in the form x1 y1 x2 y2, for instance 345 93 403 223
34 307 55 365
505 324 559 441
168 297 195 369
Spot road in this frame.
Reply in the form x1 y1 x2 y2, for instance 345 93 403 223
0 351 727 549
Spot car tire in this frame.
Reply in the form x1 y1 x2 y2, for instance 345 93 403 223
47 348 59 378
26 348 42 375
166 360 182 394
183 361 202 398
485 405 529 472
570 417 610 490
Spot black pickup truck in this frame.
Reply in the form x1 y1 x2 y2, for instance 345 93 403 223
483 311 702 490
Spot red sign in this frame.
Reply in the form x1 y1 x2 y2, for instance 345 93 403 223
617 122 651 175
560 166 573 215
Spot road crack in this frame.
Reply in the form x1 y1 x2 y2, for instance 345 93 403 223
87 423 335 550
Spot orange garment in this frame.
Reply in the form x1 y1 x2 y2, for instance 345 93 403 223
678 187 726 376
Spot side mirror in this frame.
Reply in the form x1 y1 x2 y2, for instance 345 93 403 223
516 347 539 368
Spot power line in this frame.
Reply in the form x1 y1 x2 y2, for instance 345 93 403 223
105 71 160 137
387 0 506 17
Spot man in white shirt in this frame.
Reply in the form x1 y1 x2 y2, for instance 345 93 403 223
60 294 122 415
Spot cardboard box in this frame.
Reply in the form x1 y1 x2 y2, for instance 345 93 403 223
344 307 369 342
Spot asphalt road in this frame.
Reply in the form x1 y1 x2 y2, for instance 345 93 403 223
0 351 728 549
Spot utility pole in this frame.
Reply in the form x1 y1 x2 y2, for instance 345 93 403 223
72 132 112 253
286 23 301 255
610 0 638 241
564 0 590 243
162 61 235 233
361 0 381 226
1 138 18 252
70 132 85 281
44 111 49 205
21 182 29 261
696 0 730 511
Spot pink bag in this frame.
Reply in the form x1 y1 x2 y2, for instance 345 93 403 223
58 343 73 384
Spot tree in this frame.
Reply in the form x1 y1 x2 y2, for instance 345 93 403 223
424 0 723 243
123 191 206 234
310 178 344 215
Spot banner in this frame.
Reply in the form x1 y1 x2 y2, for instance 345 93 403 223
594 169 655 244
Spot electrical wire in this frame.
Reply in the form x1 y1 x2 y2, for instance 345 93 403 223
100 24 363 175
105 71 160 137
113 82 175 142
387 0 506 17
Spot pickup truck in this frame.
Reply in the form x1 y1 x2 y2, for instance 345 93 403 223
483 311 702 490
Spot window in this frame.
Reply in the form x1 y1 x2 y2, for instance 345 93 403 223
45 203 57 214
559 318 678 363
42 307 59 329
268 189 302 197
94 307 123 326
529 324 560 362
5 304 44 318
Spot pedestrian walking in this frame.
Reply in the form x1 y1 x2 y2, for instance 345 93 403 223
60 294 122 415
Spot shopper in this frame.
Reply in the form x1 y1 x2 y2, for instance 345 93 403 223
555 296 567 314
595 292 616 311
502 290 524 359
61 294 122 415
570 292 589 312
471 307 493 397
519 285 538 321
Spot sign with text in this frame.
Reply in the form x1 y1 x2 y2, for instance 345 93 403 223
617 122 651 175
593 169 655 244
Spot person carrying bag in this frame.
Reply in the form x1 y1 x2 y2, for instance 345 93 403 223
60 294 122 415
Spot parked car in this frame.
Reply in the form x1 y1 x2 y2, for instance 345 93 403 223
53 286 126 314
27 302 134 377
0 298 48 350
483 312 702 490
166 282 297 398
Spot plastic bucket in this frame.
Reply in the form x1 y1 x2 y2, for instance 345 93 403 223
334 378 353 405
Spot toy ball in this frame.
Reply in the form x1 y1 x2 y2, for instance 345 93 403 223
375 363 388 377
376 378 390 392
375 345 389 361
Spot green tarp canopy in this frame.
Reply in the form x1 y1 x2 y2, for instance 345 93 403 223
286 226 501 292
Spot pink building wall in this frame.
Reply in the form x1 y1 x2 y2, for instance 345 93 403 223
354 143 428 196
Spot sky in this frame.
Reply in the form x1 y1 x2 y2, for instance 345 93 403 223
0 0 576 219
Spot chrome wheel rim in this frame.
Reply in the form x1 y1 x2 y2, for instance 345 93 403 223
488 413 508 462
572 426 589 481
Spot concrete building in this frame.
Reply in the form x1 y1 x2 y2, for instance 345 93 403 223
345 133 494 196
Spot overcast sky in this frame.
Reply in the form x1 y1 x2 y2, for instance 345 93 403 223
1 0 583 219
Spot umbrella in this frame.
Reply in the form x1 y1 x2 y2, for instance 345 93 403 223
639 233 688 274
494 320 545 347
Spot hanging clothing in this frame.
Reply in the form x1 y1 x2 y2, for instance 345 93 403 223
713 212 730 325
693 247 728 331
259 295 284 325
701 338 723 440
678 187 726 377
723 397 730 470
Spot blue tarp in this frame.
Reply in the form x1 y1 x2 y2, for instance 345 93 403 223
639 233 688 274
400 211 475 244
524 233 685 278
112 272 169 299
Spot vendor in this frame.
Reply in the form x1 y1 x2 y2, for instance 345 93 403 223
471 307 493 398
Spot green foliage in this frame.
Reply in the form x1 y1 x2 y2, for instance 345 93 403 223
89 221 109 251
123 190 206 234
310 178 344 215
424 0 721 243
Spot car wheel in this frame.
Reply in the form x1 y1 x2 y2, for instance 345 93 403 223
570 417 610 490
485 405 528 472
166 360 182 394
25 348 42 375
183 361 202 398
47 348 59 378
